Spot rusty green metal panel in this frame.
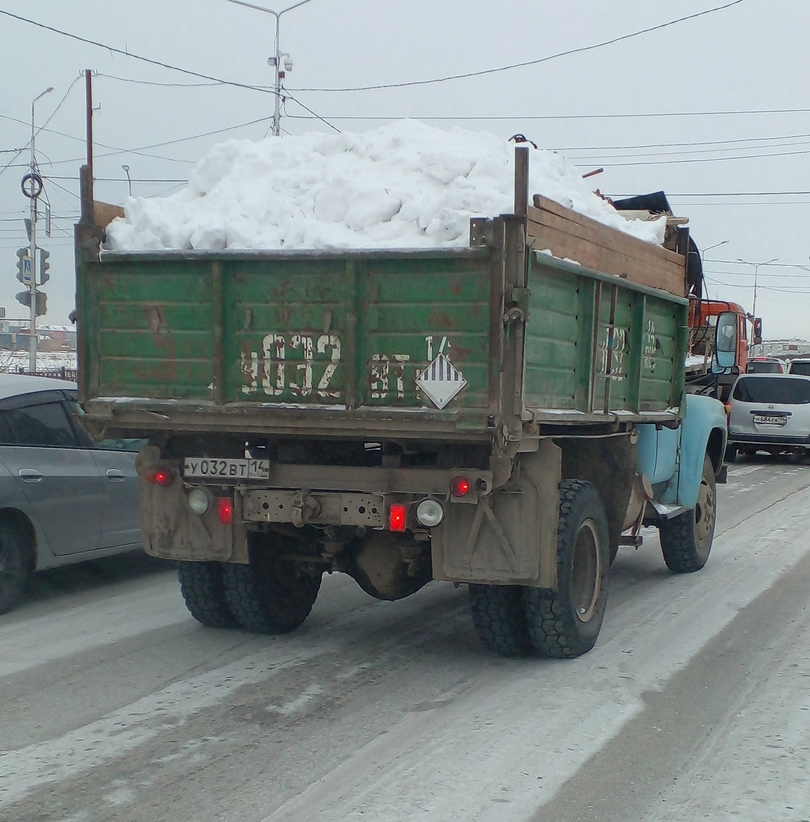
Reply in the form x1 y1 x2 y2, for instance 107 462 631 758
81 250 494 412
77 242 688 437
524 254 686 415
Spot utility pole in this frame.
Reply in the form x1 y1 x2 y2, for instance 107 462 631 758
26 87 53 372
737 257 778 346
226 0 315 136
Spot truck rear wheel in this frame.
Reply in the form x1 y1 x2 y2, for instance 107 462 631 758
177 561 240 629
469 584 532 657
659 455 715 573
222 547 322 634
523 481 610 658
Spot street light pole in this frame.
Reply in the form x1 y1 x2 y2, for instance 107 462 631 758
226 0 315 136
698 240 729 299
701 240 729 255
738 257 778 346
28 86 53 373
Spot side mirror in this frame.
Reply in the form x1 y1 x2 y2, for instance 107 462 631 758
712 310 738 372
753 317 763 346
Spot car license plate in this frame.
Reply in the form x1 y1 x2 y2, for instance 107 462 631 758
753 414 787 426
183 458 270 480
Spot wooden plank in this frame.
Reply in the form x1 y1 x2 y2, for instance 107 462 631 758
93 200 125 228
528 221 686 296
528 198 685 293
532 198 683 270
528 216 685 287
527 196 686 296
529 201 684 276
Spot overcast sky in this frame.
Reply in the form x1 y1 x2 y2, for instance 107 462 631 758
1 0 808 338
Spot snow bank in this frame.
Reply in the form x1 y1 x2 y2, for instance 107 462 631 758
106 120 666 252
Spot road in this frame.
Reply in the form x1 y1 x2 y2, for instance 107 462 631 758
2 456 809 822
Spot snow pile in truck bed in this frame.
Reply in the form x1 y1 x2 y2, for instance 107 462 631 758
106 120 666 252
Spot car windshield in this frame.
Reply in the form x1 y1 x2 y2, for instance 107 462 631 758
733 377 810 404
789 361 810 376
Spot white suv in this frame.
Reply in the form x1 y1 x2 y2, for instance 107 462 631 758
726 373 810 461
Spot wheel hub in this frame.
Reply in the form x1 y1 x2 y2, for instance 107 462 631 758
571 519 602 623
694 478 716 543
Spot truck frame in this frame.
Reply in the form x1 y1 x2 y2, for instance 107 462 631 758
74 148 728 658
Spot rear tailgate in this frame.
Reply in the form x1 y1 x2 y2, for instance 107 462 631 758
77 248 499 438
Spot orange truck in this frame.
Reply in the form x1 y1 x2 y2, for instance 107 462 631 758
685 298 761 400
609 193 760 402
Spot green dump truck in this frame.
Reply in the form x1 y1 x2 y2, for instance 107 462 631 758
75 149 729 658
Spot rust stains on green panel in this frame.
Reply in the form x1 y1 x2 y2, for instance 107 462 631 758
525 254 686 415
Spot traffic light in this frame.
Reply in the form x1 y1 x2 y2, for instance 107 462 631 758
15 290 47 316
38 248 50 284
15 247 28 283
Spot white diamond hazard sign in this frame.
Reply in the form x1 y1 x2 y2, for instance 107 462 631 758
416 353 467 409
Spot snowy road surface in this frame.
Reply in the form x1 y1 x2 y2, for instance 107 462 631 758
1 457 809 821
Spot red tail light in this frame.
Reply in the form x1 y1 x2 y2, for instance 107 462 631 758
218 497 234 525
389 503 407 532
145 466 174 487
450 476 471 497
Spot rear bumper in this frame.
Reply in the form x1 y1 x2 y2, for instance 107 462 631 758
728 432 810 448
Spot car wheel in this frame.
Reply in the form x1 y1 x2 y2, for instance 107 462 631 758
469 584 533 657
659 455 716 573
0 522 32 615
177 561 240 629
724 444 738 463
523 480 610 659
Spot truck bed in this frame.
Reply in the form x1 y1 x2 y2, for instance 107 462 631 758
76 218 688 441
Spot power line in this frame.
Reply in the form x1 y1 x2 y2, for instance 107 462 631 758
555 132 810 152
0 148 25 180
282 90 341 134
599 147 810 167
38 76 82 134
42 116 277 169
96 72 233 88
42 179 81 202
292 0 745 92
285 107 810 121
44 174 187 184
677 200 810 206
663 191 810 196
566 139 810 161
0 10 275 94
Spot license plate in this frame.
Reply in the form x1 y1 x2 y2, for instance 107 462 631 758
183 458 270 480
753 414 787 426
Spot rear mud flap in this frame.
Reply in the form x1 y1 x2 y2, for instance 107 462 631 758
137 446 243 562
431 440 561 587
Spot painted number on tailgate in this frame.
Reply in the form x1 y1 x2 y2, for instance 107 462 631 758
242 333 341 399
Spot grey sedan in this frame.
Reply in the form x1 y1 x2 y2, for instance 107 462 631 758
0 374 142 613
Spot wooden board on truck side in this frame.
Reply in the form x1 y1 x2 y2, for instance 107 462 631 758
94 201 125 228
527 195 686 297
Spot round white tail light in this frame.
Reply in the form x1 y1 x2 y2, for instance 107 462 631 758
415 499 444 527
188 488 210 515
